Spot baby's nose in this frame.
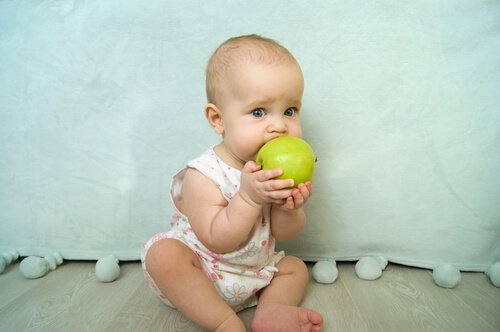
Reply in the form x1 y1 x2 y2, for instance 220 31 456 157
267 116 287 133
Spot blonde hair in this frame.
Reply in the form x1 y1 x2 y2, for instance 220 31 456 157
205 34 298 104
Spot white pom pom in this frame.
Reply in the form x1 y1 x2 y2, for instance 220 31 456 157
95 255 121 283
20 252 63 279
0 250 20 274
355 256 387 280
312 260 338 284
2 250 20 264
432 264 461 288
485 262 500 288
20 256 50 279
45 252 63 270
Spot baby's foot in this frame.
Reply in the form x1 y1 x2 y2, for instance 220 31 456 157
251 303 323 332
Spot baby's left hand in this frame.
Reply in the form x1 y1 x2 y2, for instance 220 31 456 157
275 181 313 211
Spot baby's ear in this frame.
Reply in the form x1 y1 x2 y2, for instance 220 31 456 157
204 103 224 135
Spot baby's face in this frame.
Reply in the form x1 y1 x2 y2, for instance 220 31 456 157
216 61 304 168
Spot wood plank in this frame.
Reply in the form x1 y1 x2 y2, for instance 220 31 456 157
1 261 498 332
108 263 327 331
0 261 141 332
107 266 256 331
238 307 256 331
340 263 495 332
0 262 91 332
335 262 387 331
451 271 500 331
304 264 370 332
105 277 207 332
38 262 144 332
0 260 44 311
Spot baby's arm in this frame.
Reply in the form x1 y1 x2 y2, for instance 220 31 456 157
270 182 313 241
180 168 258 253
180 162 294 254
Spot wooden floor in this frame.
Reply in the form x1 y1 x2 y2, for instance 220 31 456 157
0 261 499 332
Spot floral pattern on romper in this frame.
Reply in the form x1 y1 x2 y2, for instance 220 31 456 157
141 147 284 312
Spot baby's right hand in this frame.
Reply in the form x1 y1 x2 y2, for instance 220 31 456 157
238 161 295 208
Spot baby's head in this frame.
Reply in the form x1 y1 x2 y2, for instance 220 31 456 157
206 35 301 106
204 35 304 166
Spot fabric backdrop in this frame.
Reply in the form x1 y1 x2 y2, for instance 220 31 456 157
1 0 499 272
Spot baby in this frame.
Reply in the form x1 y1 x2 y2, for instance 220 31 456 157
142 34 323 332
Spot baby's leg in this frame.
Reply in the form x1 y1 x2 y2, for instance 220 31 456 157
251 256 324 332
145 238 245 332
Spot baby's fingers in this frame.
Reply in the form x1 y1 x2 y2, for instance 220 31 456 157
297 183 312 200
291 190 304 207
243 160 262 174
305 181 313 195
256 168 284 182
267 187 294 200
265 178 295 191
281 196 295 210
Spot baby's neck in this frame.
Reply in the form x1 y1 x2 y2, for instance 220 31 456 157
213 143 245 170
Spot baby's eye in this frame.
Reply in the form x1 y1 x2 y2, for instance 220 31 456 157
284 107 297 117
251 108 265 118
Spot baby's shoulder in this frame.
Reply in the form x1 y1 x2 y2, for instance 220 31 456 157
187 148 220 171
182 167 224 200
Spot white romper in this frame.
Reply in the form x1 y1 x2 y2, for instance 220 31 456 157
141 147 284 312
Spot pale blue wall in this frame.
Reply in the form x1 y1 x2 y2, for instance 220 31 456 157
1 0 499 269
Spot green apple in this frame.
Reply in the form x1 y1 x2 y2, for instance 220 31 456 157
256 136 315 187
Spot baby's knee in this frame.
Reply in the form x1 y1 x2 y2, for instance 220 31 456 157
293 257 310 284
279 256 309 284
145 238 198 276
